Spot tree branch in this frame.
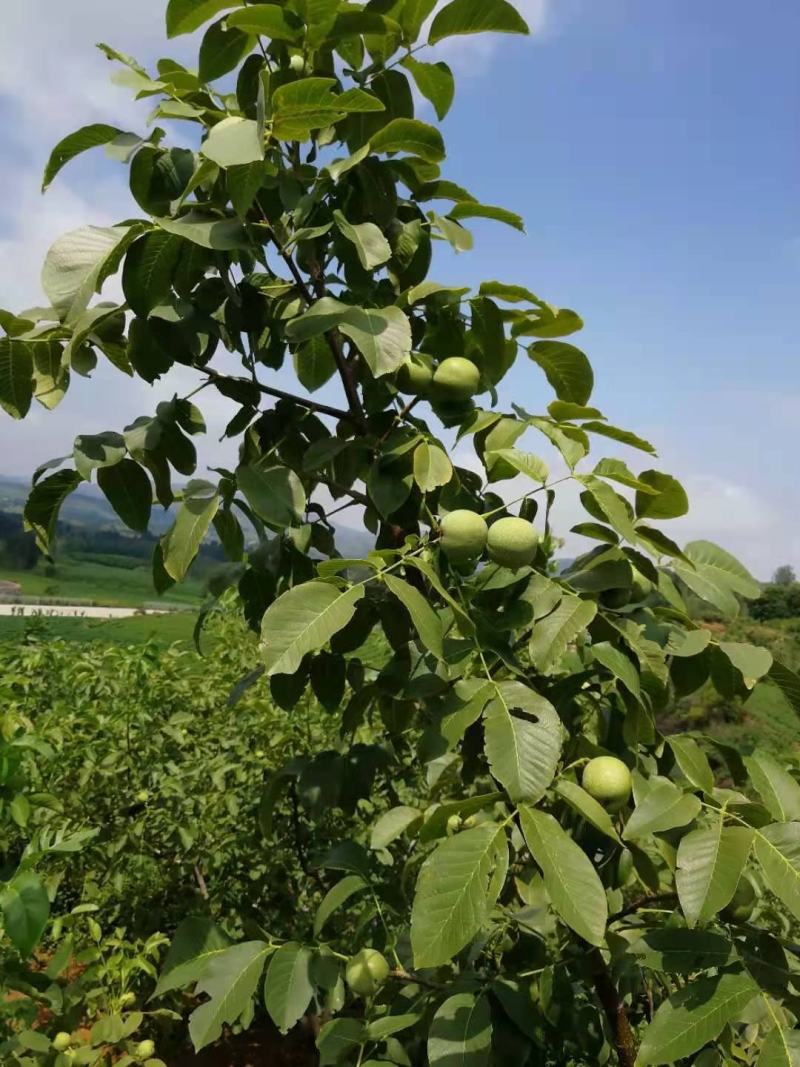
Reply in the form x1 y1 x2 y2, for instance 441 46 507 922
206 369 357 424
588 948 637 1067
254 206 366 427
608 892 677 925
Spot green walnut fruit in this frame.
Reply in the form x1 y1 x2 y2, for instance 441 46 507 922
616 848 634 886
631 572 652 601
397 356 434 395
289 54 307 73
135 1039 156 1060
92 308 126 341
582 756 632 809
723 876 756 923
432 357 481 401
119 991 136 1007
432 398 476 428
345 948 390 997
486 517 539 569
52 1033 73 1052
135 790 150 803
600 587 631 609
440 509 488 564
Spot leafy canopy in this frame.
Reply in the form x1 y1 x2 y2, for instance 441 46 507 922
2 1 800 1064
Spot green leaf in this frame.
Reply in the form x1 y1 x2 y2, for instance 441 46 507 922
554 779 621 842
294 336 336 392
578 475 638 544
411 823 504 967
303 0 340 47
42 123 126 191
758 1028 800 1066
755 822 800 921
413 441 453 492
188 941 270 1050
591 641 641 700
679 541 761 604
73 431 125 479
167 0 243 37
237 463 306 527
0 337 34 419
675 817 753 926
428 993 492 1067
226 5 302 40
383 573 444 658
428 0 529 44
593 457 658 494
31 338 70 409
624 779 702 840
449 201 524 232
199 18 252 82
478 280 538 303
339 305 413 375
484 448 548 484
512 304 583 338
527 341 593 404
529 594 596 673
155 917 232 997
161 481 220 581
637 972 758 1065
0 872 50 957
288 298 412 377
317 1019 366 1066
370 118 446 163
746 752 800 821
155 211 248 250
370 806 424 850
519 806 607 946
401 57 454 120
333 209 391 270
768 660 800 717
97 459 152 533
263 942 314 1034
42 224 140 323
271 78 382 140
719 642 774 689
634 469 689 520
313 875 368 935
668 735 714 793
261 581 365 676
24 469 82 553
628 928 735 974
122 231 183 316
483 681 561 804
582 420 656 454
202 117 263 167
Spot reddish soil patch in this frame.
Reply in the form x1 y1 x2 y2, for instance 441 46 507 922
166 1020 318 1067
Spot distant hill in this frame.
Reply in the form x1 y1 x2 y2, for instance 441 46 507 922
0 475 373 557
0 475 175 534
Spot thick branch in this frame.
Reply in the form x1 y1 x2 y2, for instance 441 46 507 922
588 948 637 1067
206 370 356 424
256 212 366 427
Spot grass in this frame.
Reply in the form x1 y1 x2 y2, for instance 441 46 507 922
0 557 204 607
0 611 197 647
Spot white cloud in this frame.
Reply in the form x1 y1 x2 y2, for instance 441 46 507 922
0 0 172 142
428 0 551 76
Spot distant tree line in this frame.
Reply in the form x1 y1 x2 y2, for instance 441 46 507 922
0 510 226 573
749 564 800 621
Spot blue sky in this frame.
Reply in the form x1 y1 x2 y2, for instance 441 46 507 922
0 0 796 575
